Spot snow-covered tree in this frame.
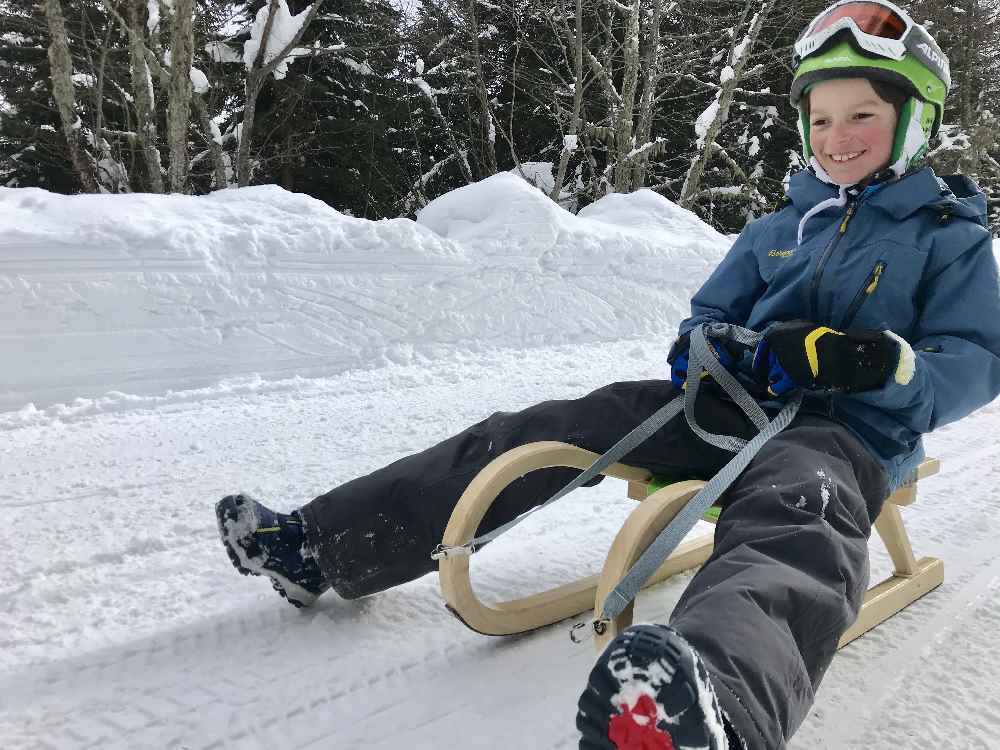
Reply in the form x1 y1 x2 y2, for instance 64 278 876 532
912 0 999 231
5 0 995 234
234 0 323 186
679 0 775 209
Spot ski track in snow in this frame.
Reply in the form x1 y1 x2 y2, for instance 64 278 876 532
1 339 674 750
3 338 999 749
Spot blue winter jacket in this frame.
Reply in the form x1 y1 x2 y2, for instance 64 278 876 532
678 166 1000 491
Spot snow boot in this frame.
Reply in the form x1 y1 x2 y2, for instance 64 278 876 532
577 624 731 750
215 494 330 607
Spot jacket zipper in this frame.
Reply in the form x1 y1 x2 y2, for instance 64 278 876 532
809 199 857 321
841 261 887 328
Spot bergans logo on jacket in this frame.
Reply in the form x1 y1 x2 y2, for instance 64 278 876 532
679 166 1000 491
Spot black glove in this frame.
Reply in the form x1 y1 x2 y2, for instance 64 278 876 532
752 320 900 395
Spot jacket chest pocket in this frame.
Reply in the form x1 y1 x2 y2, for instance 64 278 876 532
841 260 886 328
832 241 925 333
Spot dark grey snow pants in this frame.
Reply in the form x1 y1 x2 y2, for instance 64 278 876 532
298 380 889 749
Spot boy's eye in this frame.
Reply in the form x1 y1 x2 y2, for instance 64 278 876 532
811 118 827 127
854 112 873 120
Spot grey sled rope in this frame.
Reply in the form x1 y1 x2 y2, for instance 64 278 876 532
430 323 802 637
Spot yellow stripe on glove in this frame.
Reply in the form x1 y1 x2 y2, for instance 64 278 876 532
804 327 845 378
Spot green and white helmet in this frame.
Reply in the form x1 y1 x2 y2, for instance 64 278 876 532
790 0 951 177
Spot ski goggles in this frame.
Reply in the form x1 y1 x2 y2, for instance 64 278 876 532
794 0 951 88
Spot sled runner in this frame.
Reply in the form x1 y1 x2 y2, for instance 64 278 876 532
437 440 943 652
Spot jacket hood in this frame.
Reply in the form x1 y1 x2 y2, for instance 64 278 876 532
786 167 988 227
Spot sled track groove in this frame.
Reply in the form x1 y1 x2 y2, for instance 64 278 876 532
0 583 590 750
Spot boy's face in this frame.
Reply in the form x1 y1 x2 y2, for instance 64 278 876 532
807 78 898 186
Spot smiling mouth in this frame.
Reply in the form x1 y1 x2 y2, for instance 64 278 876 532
828 150 867 164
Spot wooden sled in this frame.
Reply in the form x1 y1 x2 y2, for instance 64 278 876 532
438 440 943 653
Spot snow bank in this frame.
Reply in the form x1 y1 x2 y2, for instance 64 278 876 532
0 177 727 412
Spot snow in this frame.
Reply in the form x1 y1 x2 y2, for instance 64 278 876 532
1 32 30 45
142 61 154 107
413 76 440 99
341 57 375 76
513 161 556 194
816 468 832 517
931 124 970 155
146 0 159 35
243 0 312 80
2 180 1000 749
204 41 242 64
0 176 721 412
189 66 209 94
732 34 751 65
695 93 720 148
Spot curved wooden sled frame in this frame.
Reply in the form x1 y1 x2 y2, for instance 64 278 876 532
438 441 943 653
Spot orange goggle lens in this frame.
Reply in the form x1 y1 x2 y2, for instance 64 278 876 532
810 2 907 40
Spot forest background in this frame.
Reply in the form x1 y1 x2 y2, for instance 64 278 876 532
1 0 997 235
